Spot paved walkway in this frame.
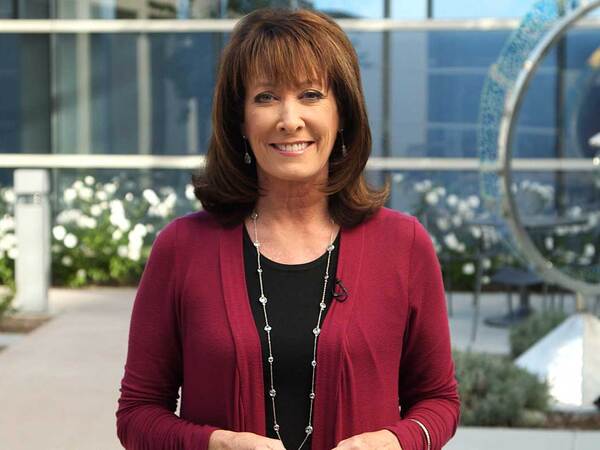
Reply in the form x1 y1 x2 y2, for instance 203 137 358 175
0 288 597 450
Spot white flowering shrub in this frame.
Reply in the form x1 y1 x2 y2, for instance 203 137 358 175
0 186 16 317
393 175 600 290
48 175 202 287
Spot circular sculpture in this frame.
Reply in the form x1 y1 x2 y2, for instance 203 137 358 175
480 0 600 298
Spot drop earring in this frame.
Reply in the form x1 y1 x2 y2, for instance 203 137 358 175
243 135 252 164
339 129 347 158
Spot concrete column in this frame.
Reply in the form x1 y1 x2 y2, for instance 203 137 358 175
13 170 50 313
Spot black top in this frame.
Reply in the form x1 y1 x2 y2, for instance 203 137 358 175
243 225 341 449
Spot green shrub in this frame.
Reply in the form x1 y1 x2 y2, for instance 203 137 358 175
454 350 549 427
510 311 567 358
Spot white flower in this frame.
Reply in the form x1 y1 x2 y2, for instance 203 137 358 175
109 200 131 231
482 275 490 284
117 245 129 258
79 186 93 201
544 236 554 251
95 191 108 201
436 217 450 231
2 189 15 203
0 215 15 233
145 224 155 233
451 216 463 227
90 205 102 217
584 244 595 257
435 187 446 197
125 192 134 202
76 268 86 279
425 191 439 205
112 229 123 241
61 255 73 267
482 258 492 270
64 188 77 203
568 206 582 218
56 209 83 225
185 184 196 201
143 189 160 206
164 192 177 208
470 226 482 239
577 256 591 266
392 174 404 184
467 195 480 209
457 200 471 215
132 223 148 237
84 175 95 186
52 225 67 241
457 243 466 253
447 194 458 207
462 263 475 275
444 233 459 250
73 180 84 191
64 233 78 249
0 233 17 251
76 215 97 229
104 182 117 194
414 180 432 193
7 247 17 259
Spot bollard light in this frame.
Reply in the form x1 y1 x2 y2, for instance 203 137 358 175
13 169 50 313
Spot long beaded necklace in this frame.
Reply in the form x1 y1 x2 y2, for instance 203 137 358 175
250 211 336 450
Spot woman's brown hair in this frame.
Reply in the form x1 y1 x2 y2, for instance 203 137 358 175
192 8 389 227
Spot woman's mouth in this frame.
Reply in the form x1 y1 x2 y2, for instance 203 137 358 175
270 141 314 156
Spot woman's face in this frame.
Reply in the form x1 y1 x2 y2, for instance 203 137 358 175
243 77 340 188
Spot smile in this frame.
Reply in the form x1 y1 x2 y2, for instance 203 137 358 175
270 141 313 153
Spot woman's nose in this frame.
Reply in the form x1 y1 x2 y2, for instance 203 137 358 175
277 100 304 133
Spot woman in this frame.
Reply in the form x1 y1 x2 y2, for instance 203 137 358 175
116 8 459 450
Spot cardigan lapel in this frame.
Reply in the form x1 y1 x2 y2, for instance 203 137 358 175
312 220 365 450
219 223 266 434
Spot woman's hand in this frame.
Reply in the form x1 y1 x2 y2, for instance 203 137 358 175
331 430 402 450
208 430 287 450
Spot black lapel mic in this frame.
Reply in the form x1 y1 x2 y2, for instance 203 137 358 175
332 278 349 302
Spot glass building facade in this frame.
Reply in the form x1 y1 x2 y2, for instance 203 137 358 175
1 0 599 217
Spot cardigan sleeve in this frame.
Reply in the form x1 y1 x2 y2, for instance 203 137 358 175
116 219 219 449
384 218 460 450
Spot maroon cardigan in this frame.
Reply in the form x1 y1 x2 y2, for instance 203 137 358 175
116 207 459 450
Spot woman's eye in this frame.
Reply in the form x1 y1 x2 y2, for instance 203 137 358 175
254 92 275 103
303 90 324 100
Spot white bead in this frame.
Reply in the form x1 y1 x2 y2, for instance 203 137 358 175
311 360 317 367
268 356 274 363
273 424 280 431
257 268 263 273
305 426 313 434
327 244 335 251
264 325 272 332
259 295 267 304
313 327 320 336
254 242 261 247
269 389 276 397
309 393 315 399
320 302 326 309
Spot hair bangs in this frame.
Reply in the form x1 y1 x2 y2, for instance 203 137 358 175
242 27 330 91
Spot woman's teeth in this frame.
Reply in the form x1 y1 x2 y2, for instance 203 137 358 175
273 142 310 152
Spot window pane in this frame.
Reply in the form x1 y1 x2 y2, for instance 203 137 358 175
433 0 540 19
